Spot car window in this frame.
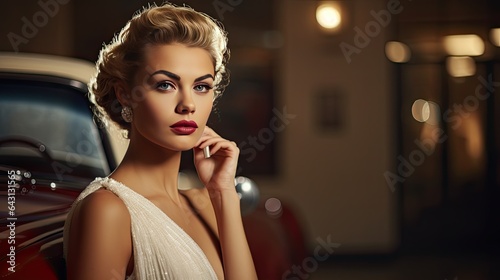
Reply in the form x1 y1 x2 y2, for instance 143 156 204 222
0 78 109 180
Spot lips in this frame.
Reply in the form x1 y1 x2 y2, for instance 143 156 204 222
170 120 198 135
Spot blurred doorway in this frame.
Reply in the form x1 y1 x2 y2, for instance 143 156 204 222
391 0 500 254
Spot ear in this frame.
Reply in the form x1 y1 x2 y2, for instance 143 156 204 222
114 81 130 107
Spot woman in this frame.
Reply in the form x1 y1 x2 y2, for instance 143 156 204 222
63 3 257 280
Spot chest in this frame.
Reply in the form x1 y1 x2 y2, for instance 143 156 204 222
149 197 224 279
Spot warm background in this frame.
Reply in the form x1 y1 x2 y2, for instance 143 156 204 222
2 0 499 278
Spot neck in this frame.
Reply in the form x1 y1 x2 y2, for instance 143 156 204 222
111 130 183 202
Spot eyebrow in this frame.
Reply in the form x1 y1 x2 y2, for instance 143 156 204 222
150 70 180 81
149 70 214 82
194 74 215 82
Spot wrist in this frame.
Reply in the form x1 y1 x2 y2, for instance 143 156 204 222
206 181 237 194
207 187 239 201
206 184 240 206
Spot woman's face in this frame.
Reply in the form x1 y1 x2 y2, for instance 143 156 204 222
127 43 215 152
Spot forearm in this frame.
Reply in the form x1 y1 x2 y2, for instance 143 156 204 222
208 185 257 280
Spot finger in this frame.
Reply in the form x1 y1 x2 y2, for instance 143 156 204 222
193 137 226 159
196 130 228 148
195 126 221 146
195 136 214 148
206 140 239 157
197 136 229 150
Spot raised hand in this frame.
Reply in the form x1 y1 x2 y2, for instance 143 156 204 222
194 126 239 191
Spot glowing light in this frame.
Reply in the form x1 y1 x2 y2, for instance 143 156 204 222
446 56 476 77
443 34 484 56
241 182 252 192
265 197 283 218
425 101 440 125
385 41 411 63
412 99 430 123
316 3 341 30
412 99 440 125
234 176 260 215
489 28 500 47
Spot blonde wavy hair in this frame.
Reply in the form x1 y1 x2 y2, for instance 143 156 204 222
89 3 230 132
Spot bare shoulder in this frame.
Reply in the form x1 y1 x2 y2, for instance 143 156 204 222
67 188 132 279
70 188 131 241
77 188 129 218
69 189 129 231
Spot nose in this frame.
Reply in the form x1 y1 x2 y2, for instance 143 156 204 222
175 91 196 114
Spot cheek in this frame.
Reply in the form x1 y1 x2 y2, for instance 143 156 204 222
197 96 214 118
135 96 171 125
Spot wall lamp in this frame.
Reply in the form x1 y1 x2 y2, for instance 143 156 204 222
316 1 343 34
443 34 484 56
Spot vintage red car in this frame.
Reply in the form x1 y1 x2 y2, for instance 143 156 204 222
0 52 306 280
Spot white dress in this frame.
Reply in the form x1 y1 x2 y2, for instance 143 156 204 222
63 177 218 280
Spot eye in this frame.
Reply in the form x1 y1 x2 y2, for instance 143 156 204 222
194 84 213 93
156 81 174 91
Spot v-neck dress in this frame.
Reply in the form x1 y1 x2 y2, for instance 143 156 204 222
63 177 218 280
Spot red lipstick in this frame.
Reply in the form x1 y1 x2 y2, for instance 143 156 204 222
170 120 198 135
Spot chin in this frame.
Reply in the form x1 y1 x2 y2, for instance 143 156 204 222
135 128 201 153
159 138 197 153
